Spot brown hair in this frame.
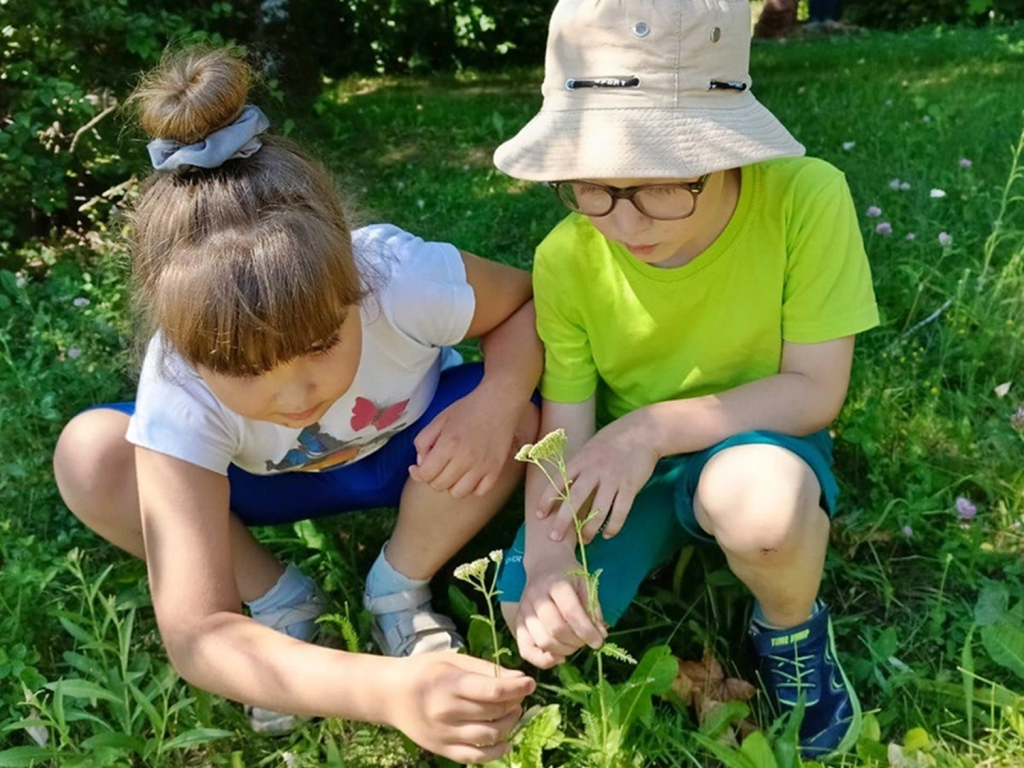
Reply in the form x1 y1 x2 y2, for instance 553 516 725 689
128 46 364 377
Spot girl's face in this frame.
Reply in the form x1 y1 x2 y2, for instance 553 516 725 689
583 171 737 269
199 311 362 429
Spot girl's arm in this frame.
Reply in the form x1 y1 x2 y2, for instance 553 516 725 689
409 254 543 497
137 448 534 762
542 336 856 542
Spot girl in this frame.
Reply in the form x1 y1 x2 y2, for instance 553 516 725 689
53 46 538 764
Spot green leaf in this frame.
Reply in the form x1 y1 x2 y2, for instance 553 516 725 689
324 732 345 768
903 727 930 750
740 731 779 768
981 622 1024 681
609 644 677 729
513 704 563 768
859 711 881 743
45 678 120 704
692 732 756 768
80 732 145 752
598 642 637 664
56 616 95 645
975 582 1010 627
161 728 234 750
0 746 53 768
698 700 750 741
773 695 803 768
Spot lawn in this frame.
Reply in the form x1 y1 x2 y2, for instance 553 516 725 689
1 21 1024 768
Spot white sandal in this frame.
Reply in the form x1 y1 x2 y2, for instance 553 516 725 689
364 585 465 657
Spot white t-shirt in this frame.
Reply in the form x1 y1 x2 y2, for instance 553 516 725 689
125 224 476 476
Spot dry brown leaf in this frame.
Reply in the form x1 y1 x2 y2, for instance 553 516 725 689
670 648 759 742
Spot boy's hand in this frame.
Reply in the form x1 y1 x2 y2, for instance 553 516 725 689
390 653 536 764
537 410 660 543
410 386 529 499
508 556 607 668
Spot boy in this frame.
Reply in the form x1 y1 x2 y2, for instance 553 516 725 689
492 0 878 758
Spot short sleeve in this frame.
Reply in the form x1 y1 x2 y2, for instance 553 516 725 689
533 228 598 403
125 337 240 475
782 171 880 343
357 225 476 347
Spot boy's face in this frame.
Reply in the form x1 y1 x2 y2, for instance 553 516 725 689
582 175 726 269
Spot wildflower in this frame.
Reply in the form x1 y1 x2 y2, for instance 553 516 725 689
900 181 911 191
489 549 504 564
905 232 917 241
454 557 490 583
67 348 82 359
938 232 952 246
875 222 892 235
901 525 913 537
1011 406 1024 432
866 205 882 217
842 141 856 151
282 753 298 768
959 157 973 168
72 297 90 307
889 178 901 190
930 188 946 199
517 428 568 463
955 496 977 521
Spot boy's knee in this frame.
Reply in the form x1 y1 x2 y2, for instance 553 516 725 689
54 409 134 518
694 444 823 556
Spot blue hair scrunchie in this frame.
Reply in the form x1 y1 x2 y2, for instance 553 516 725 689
146 105 270 172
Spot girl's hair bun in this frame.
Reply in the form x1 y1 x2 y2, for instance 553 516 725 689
133 46 253 145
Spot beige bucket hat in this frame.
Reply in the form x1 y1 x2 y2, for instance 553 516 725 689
494 0 805 182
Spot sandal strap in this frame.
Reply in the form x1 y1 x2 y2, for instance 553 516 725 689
363 585 432 616
373 610 460 657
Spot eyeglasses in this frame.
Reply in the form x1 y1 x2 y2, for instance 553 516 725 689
549 175 712 220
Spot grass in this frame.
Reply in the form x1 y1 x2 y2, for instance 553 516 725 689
2 20 1024 768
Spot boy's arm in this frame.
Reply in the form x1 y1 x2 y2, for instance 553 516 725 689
544 336 855 542
410 253 543 498
138 448 535 763
507 397 609 669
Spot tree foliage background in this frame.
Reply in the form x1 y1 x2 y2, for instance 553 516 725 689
2 0 1023 262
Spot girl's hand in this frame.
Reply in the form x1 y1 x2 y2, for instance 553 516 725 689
409 385 530 499
390 653 536 764
537 410 660 544
508 554 607 669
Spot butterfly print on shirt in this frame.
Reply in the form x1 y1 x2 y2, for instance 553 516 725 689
350 397 410 432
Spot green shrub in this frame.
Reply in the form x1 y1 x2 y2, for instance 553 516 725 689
843 0 1024 28
0 0 230 258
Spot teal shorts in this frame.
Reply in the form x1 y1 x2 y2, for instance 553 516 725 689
495 429 838 626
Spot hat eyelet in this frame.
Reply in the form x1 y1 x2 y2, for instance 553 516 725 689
710 26 722 42
632 21 651 38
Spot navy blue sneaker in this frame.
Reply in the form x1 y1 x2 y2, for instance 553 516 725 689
749 602 861 758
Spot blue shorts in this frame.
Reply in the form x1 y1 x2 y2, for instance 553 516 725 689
495 429 838 625
101 363 489 526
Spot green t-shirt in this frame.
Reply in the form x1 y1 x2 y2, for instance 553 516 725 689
534 156 880 425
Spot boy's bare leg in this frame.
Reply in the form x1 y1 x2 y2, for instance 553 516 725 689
692 442 830 628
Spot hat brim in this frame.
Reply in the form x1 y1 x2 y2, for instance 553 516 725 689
494 99 804 181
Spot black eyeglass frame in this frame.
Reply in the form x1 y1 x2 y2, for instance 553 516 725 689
548 174 713 220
